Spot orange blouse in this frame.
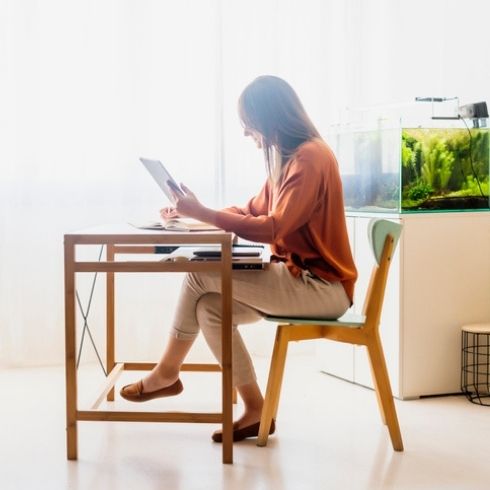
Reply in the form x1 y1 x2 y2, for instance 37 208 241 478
215 138 357 303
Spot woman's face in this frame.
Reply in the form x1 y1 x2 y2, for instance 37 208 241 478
243 126 263 149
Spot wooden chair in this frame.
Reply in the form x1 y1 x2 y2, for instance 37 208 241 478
257 218 404 451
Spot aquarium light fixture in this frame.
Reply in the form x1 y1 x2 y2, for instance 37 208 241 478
415 96 460 120
415 97 458 102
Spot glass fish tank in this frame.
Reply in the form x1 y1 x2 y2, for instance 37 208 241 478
328 124 490 213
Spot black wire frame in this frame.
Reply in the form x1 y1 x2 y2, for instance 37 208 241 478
461 330 490 406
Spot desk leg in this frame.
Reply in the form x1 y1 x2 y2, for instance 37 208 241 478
221 242 233 464
106 244 115 401
64 238 78 460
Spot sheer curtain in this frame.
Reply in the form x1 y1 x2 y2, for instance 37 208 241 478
1 0 489 367
0 0 222 366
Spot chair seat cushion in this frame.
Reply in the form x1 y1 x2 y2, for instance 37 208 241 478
264 312 365 328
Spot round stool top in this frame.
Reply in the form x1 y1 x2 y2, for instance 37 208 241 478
462 323 490 334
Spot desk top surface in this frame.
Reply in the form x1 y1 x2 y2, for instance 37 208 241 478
64 223 232 245
66 222 228 235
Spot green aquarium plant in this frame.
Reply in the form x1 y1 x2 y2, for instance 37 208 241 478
401 128 489 211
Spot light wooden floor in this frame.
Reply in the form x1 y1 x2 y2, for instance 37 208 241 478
1 354 489 490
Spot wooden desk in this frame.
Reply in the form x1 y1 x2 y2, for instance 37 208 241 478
64 224 235 464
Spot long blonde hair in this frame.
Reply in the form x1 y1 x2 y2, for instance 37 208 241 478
238 76 321 183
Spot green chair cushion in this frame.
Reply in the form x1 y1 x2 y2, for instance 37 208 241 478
264 312 366 328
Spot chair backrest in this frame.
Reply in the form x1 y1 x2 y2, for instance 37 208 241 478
368 219 402 265
362 219 403 327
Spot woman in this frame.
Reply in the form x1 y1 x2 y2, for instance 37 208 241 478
121 75 357 442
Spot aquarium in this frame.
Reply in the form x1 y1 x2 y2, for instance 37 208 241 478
328 125 490 213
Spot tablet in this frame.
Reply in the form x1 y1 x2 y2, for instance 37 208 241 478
140 157 183 204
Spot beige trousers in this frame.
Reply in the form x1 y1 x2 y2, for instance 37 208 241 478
171 262 350 387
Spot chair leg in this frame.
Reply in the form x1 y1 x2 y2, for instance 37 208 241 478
366 346 387 425
257 325 290 447
367 336 404 451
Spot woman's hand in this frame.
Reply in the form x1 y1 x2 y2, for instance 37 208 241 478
168 182 205 220
162 181 216 225
160 206 180 221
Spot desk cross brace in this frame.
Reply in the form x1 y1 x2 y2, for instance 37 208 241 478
75 245 107 376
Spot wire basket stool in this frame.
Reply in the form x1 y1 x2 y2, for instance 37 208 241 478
461 324 490 406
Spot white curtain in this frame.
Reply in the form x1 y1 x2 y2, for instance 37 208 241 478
1 0 489 367
0 0 222 366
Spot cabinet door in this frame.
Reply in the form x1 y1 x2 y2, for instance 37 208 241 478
401 213 490 397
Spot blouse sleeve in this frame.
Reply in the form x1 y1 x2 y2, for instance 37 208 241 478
215 153 323 243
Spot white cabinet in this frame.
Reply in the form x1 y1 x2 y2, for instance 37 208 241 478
317 212 490 399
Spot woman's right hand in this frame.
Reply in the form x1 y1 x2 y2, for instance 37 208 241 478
160 206 180 221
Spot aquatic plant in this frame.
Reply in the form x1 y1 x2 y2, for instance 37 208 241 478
401 133 422 182
406 181 433 201
421 137 455 192
458 175 489 197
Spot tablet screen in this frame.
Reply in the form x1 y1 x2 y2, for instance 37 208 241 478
140 157 183 204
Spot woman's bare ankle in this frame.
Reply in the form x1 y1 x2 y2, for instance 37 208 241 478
235 408 263 429
142 369 179 393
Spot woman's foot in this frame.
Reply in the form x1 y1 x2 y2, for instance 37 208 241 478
141 370 180 393
212 417 275 443
211 409 271 442
120 377 183 402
